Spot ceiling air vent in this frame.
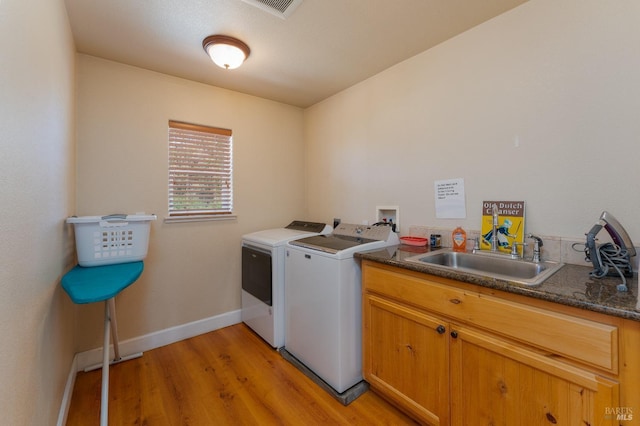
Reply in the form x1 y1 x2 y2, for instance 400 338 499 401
240 0 304 19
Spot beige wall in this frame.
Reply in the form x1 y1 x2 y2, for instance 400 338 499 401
74 0 640 353
0 0 76 423
74 55 306 349
304 0 640 243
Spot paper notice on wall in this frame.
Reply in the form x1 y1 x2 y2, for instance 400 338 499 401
435 178 466 219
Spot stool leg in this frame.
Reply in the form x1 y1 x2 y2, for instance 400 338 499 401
107 298 121 362
101 300 111 426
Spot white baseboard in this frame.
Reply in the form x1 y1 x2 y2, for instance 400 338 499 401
76 309 241 371
58 309 242 424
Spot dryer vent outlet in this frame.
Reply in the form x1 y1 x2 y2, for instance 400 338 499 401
240 0 304 19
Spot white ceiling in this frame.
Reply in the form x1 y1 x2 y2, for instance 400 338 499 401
64 0 528 108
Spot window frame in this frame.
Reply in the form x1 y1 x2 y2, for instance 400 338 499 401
166 120 235 223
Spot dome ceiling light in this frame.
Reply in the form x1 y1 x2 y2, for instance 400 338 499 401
202 35 251 70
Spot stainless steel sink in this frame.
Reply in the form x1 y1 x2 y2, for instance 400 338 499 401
405 249 564 286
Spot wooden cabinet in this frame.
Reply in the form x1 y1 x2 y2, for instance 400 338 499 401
362 260 632 426
449 324 618 425
363 295 449 425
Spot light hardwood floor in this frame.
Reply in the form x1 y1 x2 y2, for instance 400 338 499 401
66 323 417 425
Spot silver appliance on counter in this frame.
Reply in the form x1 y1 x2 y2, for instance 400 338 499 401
283 223 399 403
241 220 331 348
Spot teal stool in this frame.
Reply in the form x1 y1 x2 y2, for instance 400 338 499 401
62 261 144 426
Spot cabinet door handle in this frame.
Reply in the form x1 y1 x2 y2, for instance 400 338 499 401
436 325 446 334
450 330 458 338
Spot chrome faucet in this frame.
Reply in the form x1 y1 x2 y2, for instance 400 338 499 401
491 204 499 252
510 242 526 259
469 237 480 253
527 234 543 263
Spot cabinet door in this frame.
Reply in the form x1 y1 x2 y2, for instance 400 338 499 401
363 294 449 425
449 325 619 426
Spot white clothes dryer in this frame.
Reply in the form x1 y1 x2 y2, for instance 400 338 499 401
241 221 331 348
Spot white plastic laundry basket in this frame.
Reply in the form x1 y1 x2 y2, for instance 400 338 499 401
67 214 157 267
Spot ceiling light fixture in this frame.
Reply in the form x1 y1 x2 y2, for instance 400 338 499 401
202 35 251 70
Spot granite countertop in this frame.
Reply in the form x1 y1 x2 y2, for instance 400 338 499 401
356 245 640 322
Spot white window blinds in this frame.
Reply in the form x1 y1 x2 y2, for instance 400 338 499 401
168 120 233 216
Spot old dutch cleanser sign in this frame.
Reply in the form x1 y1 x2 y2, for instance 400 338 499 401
480 201 526 255
434 178 466 219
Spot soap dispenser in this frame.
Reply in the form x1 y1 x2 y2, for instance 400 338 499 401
452 226 467 252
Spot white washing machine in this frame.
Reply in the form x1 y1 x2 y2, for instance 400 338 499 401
241 221 331 348
284 223 399 396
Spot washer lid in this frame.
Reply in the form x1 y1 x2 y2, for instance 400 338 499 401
289 234 376 254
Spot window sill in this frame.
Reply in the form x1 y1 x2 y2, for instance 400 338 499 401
164 214 237 224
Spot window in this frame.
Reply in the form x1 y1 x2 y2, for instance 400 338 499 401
168 120 233 219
